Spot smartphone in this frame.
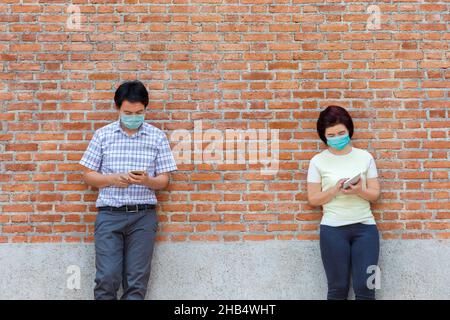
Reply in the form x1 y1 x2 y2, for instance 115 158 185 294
342 173 361 189
130 170 145 176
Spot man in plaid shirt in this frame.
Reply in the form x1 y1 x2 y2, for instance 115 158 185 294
79 80 177 300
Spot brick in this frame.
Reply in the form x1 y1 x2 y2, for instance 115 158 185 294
0 2 447 245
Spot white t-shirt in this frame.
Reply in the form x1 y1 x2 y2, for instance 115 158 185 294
307 147 378 226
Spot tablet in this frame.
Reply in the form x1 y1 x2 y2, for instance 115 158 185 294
343 173 361 189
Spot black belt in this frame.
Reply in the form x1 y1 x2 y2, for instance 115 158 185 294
98 204 156 212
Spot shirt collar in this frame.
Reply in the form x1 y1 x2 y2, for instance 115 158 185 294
113 120 147 137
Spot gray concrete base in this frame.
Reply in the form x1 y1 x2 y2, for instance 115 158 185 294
0 240 448 299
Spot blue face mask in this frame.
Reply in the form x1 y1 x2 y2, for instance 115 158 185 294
327 134 350 151
120 113 145 130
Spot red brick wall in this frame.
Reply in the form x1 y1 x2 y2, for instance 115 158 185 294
1 1 449 243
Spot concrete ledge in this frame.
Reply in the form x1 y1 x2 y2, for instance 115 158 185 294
0 240 448 299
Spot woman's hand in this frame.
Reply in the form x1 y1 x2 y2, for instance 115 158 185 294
340 178 363 195
333 178 348 195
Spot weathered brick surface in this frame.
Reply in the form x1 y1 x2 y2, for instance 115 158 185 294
0 1 449 243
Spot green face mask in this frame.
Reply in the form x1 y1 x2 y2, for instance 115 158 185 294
120 113 145 130
327 133 350 151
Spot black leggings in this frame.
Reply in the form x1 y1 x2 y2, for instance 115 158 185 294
320 223 380 300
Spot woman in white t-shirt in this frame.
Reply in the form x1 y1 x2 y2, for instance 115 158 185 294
307 105 381 300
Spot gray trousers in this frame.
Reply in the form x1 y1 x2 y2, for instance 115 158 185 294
93 207 158 300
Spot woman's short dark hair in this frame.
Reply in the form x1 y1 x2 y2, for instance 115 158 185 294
316 105 354 144
114 80 149 108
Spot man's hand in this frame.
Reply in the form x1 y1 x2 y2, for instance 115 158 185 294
128 171 150 186
127 171 170 190
341 177 363 195
109 173 131 188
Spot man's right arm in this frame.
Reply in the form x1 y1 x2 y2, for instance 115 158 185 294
79 131 130 189
81 166 130 189
81 166 111 189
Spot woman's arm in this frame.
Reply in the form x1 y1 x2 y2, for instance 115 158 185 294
307 179 346 207
341 177 380 203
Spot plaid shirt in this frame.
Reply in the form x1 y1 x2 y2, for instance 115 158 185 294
79 120 177 207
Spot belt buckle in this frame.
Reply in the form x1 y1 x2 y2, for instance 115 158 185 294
126 204 138 213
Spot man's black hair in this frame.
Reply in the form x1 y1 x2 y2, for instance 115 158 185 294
114 80 149 108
